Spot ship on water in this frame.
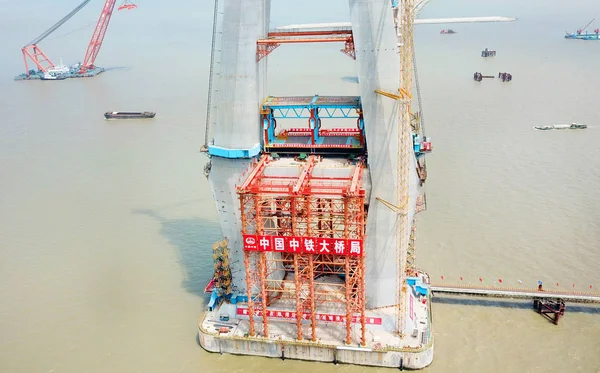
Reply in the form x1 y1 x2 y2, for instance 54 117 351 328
534 123 587 131
565 18 599 40
104 111 156 119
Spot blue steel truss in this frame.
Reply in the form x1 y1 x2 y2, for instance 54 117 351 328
269 106 358 119
261 95 365 146
261 95 361 116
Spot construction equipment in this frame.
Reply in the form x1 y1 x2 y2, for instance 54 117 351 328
394 0 415 337
118 0 137 10
212 239 233 297
16 0 135 80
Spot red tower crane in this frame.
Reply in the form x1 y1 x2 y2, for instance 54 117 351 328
19 0 135 77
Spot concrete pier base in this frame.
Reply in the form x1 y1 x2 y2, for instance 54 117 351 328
198 320 433 369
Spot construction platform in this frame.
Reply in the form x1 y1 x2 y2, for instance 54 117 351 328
261 95 365 155
267 128 364 154
199 270 433 369
13 66 105 81
199 155 433 369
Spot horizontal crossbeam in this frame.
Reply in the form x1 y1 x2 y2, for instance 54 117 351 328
269 107 358 119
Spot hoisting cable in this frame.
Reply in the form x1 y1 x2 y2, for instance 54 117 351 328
24 0 93 47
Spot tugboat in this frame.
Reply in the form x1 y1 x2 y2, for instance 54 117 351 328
534 123 587 131
104 111 156 119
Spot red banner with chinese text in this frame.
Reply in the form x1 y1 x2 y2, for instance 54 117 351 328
236 306 381 325
242 234 364 256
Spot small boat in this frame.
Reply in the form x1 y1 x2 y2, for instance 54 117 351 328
440 29 456 34
534 123 587 131
481 48 496 57
104 111 156 119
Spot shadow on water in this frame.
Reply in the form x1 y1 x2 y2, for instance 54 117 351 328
103 66 132 72
432 296 600 314
133 205 222 298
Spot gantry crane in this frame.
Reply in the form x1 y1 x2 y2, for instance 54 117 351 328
20 0 135 77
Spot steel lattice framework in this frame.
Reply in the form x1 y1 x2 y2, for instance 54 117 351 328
238 154 367 345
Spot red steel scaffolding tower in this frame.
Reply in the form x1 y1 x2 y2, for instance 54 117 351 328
238 154 367 345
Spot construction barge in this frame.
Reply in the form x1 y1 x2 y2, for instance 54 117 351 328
14 66 105 81
565 19 600 40
14 0 134 81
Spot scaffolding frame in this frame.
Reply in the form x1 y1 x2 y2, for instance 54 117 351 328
238 154 367 345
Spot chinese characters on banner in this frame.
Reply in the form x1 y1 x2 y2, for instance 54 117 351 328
236 306 382 325
242 234 364 256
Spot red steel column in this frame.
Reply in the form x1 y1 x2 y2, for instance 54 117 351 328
259 252 269 337
240 193 256 337
244 251 256 336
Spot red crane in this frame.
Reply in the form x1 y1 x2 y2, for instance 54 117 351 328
19 0 135 77
79 0 118 73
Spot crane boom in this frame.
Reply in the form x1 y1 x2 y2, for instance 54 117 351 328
20 0 94 75
24 0 94 48
80 0 118 72
581 18 595 31
394 0 415 337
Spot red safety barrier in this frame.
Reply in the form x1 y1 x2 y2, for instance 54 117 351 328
435 275 595 291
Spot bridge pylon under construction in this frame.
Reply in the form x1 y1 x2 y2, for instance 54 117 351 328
199 0 434 369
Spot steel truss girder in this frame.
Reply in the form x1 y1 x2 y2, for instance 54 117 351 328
256 31 356 62
268 106 359 119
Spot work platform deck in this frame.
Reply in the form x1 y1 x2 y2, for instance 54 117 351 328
261 95 365 155
199 272 434 369
267 128 364 154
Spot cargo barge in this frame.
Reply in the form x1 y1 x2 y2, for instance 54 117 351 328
104 111 156 119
